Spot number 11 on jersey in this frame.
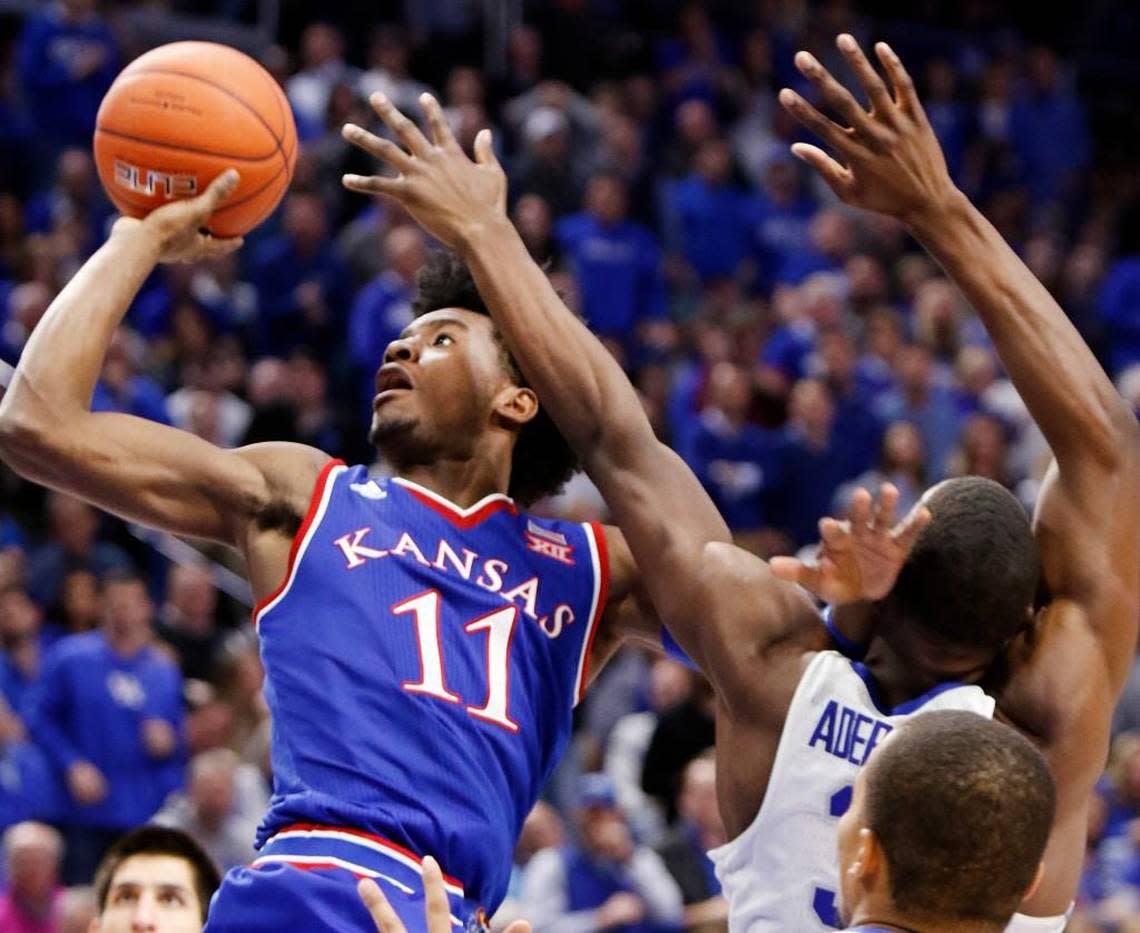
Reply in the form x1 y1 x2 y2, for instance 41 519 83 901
393 589 521 733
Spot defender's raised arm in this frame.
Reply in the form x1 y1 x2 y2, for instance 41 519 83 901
341 94 820 710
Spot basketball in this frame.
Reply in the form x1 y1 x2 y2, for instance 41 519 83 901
93 41 297 238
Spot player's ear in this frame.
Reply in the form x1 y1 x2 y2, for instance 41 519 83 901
1021 861 1046 903
850 827 881 884
494 384 539 429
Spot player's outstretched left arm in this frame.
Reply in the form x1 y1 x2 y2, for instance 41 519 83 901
341 94 821 714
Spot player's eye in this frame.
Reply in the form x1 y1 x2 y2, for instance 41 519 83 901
159 891 186 907
433 333 455 347
112 889 138 905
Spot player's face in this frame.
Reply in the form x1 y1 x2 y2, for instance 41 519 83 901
370 309 516 456
94 855 203 933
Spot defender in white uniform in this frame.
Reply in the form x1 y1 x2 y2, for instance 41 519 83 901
711 652 995 930
338 41 1140 933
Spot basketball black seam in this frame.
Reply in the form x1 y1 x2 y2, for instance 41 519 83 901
123 66 287 160
95 125 278 162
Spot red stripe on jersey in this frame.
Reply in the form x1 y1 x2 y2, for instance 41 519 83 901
275 823 465 889
250 458 345 624
575 522 611 703
260 858 370 879
396 479 518 529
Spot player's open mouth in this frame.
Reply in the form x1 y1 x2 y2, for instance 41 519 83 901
374 364 415 406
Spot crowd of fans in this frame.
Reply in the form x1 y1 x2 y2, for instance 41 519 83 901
0 0 1139 929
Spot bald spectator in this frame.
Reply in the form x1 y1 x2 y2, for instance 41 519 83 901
154 749 259 872
156 563 223 684
26 493 132 609
0 822 64 932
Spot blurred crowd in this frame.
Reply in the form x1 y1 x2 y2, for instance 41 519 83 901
0 0 1139 930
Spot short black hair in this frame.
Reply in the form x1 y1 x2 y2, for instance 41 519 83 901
866 710 1054 925
93 826 222 923
411 250 578 506
890 477 1039 652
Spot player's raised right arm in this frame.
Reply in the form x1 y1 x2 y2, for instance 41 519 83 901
0 172 326 547
341 94 820 706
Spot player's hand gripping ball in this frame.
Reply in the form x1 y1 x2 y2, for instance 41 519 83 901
93 41 297 237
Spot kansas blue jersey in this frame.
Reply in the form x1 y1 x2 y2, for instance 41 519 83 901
251 461 609 912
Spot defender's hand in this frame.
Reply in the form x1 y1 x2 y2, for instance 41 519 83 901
359 856 531 933
770 483 932 604
341 92 508 252
778 34 957 224
112 169 244 265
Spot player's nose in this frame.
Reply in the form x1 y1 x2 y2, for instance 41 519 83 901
131 894 159 931
384 336 418 364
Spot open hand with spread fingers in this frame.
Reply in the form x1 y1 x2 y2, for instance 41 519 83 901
778 34 959 225
770 483 932 605
341 92 508 253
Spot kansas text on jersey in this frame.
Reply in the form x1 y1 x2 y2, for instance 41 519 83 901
250 462 609 913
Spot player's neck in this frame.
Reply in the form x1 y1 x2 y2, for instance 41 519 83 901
849 904 1003 933
395 458 511 510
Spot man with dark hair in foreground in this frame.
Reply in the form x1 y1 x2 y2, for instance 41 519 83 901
91 825 221 932
340 29 1139 932
837 711 1054 932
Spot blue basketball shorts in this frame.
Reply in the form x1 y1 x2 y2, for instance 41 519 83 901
203 824 483 933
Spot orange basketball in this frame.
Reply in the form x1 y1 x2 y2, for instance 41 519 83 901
93 41 297 238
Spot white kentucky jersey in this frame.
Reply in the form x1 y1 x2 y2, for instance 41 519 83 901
709 649 996 932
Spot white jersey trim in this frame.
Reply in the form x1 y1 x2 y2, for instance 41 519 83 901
391 476 514 517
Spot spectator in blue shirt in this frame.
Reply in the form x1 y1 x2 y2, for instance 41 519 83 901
1009 47 1090 207
26 493 133 611
16 0 118 157
0 586 52 719
662 138 755 283
348 225 425 409
750 155 816 292
23 148 113 254
522 773 684 933
246 192 351 357
556 173 667 345
687 361 783 533
777 378 864 547
874 344 964 481
28 571 185 885
90 328 171 425
775 207 852 287
813 328 885 476
924 59 974 185
1098 206 1140 376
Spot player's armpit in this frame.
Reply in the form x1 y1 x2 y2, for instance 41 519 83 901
1032 455 1140 693
0 406 327 547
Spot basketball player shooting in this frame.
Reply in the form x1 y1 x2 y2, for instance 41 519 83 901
0 169 662 929
341 34 1140 932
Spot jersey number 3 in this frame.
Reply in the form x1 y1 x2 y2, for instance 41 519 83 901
393 589 520 733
